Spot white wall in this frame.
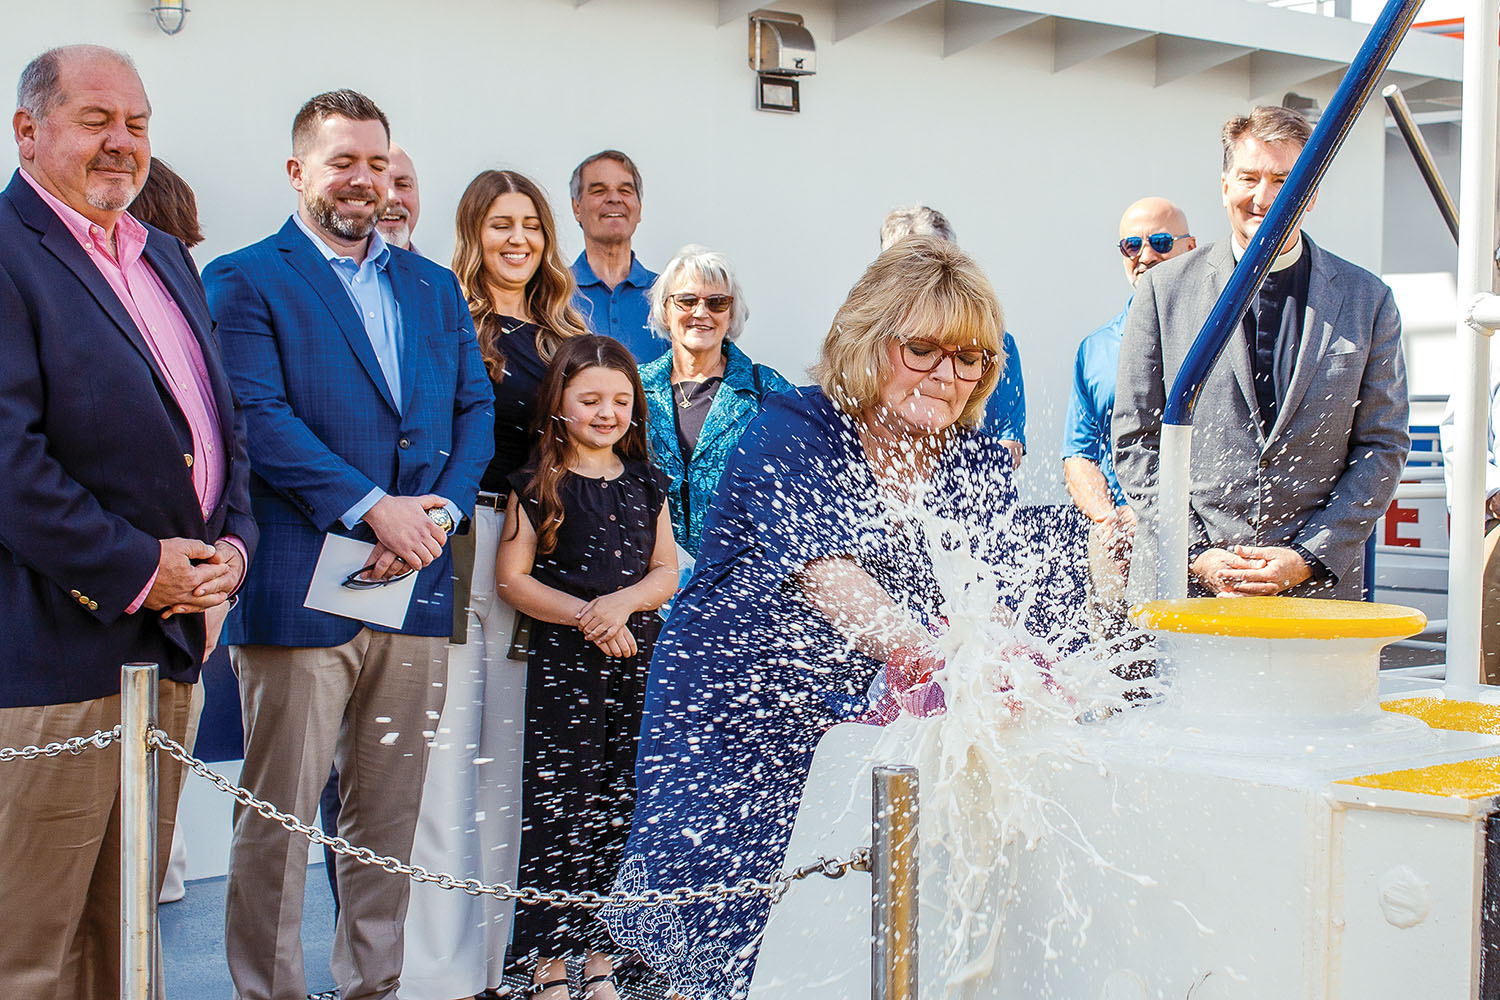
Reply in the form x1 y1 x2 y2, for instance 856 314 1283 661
1 0 1390 503
1383 120 1460 277
1381 118 1461 403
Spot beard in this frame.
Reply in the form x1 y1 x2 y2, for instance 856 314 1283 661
306 186 383 241
87 187 136 212
377 210 411 249
86 153 142 212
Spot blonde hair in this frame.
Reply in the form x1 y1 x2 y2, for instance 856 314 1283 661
811 235 1004 429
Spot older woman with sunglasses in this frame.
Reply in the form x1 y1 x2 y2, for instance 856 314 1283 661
600 236 1020 999
639 245 792 557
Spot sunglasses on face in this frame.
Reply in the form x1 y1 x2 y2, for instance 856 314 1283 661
1118 233 1192 258
897 339 997 382
669 293 734 314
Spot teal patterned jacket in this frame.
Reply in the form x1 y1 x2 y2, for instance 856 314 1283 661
640 342 794 555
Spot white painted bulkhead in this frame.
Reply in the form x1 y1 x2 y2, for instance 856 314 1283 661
0 0 1440 506
0 0 1467 884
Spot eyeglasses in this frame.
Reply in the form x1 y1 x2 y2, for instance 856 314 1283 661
1118 233 1192 258
669 293 733 314
340 565 414 590
897 339 996 382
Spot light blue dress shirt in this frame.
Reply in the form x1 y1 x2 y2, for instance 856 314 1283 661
1061 301 1131 505
291 214 457 530
980 331 1026 448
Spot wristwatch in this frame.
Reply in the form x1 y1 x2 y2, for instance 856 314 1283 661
426 506 456 536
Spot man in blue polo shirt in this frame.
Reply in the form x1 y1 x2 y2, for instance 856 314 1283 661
569 149 666 363
1063 196 1195 633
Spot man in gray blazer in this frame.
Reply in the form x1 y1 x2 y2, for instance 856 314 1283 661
1114 105 1408 602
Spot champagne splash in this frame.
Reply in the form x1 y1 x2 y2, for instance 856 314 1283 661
868 485 1163 996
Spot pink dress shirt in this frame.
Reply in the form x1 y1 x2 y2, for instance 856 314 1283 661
20 169 244 611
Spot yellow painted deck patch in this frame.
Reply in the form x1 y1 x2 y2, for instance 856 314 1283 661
1132 597 1427 640
1340 756 1500 799
1383 698 1500 735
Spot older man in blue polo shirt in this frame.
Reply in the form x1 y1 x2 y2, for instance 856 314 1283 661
1063 196 1195 634
569 149 666 363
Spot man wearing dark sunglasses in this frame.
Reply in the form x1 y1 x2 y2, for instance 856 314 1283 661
1114 105 1408 605
1063 197 1194 635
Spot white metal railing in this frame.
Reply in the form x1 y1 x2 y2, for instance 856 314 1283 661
1380 416 1451 659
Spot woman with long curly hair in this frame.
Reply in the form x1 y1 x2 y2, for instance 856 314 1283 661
402 170 589 1000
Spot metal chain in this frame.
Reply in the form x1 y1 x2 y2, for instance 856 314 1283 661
0 726 119 762
150 727 870 909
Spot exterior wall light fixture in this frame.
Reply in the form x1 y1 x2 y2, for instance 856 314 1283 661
151 0 188 36
748 9 816 113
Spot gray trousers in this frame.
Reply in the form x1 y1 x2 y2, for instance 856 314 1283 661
225 630 447 1000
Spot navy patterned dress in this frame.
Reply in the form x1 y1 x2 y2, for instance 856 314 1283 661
598 387 1018 997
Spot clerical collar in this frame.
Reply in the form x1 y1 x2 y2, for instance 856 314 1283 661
1231 234 1304 272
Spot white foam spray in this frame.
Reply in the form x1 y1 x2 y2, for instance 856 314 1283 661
867 491 1164 997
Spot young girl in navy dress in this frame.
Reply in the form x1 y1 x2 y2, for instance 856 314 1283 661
496 335 678 1000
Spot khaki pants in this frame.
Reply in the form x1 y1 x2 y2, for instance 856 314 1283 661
0 680 193 1000
224 630 447 1000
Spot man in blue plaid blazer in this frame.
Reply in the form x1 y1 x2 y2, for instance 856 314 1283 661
206 90 492 1000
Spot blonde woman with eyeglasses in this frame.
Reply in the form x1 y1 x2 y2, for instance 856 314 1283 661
599 236 1021 999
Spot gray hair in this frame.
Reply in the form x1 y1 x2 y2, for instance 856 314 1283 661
17 45 139 121
569 149 644 204
880 204 956 251
648 244 749 344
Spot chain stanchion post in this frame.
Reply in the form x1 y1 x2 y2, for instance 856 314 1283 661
121 663 158 1000
872 765 919 1000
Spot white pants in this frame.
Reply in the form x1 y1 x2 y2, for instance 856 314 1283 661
399 503 529 998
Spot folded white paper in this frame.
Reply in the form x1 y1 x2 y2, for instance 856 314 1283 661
304 534 418 630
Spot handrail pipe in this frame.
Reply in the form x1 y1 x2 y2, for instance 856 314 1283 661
1443 0 1500 688
1382 84 1460 241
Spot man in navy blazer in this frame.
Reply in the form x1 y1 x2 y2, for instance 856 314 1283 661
206 90 493 1000
0 45 257 997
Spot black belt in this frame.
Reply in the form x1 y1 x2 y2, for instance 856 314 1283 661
475 491 506 510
